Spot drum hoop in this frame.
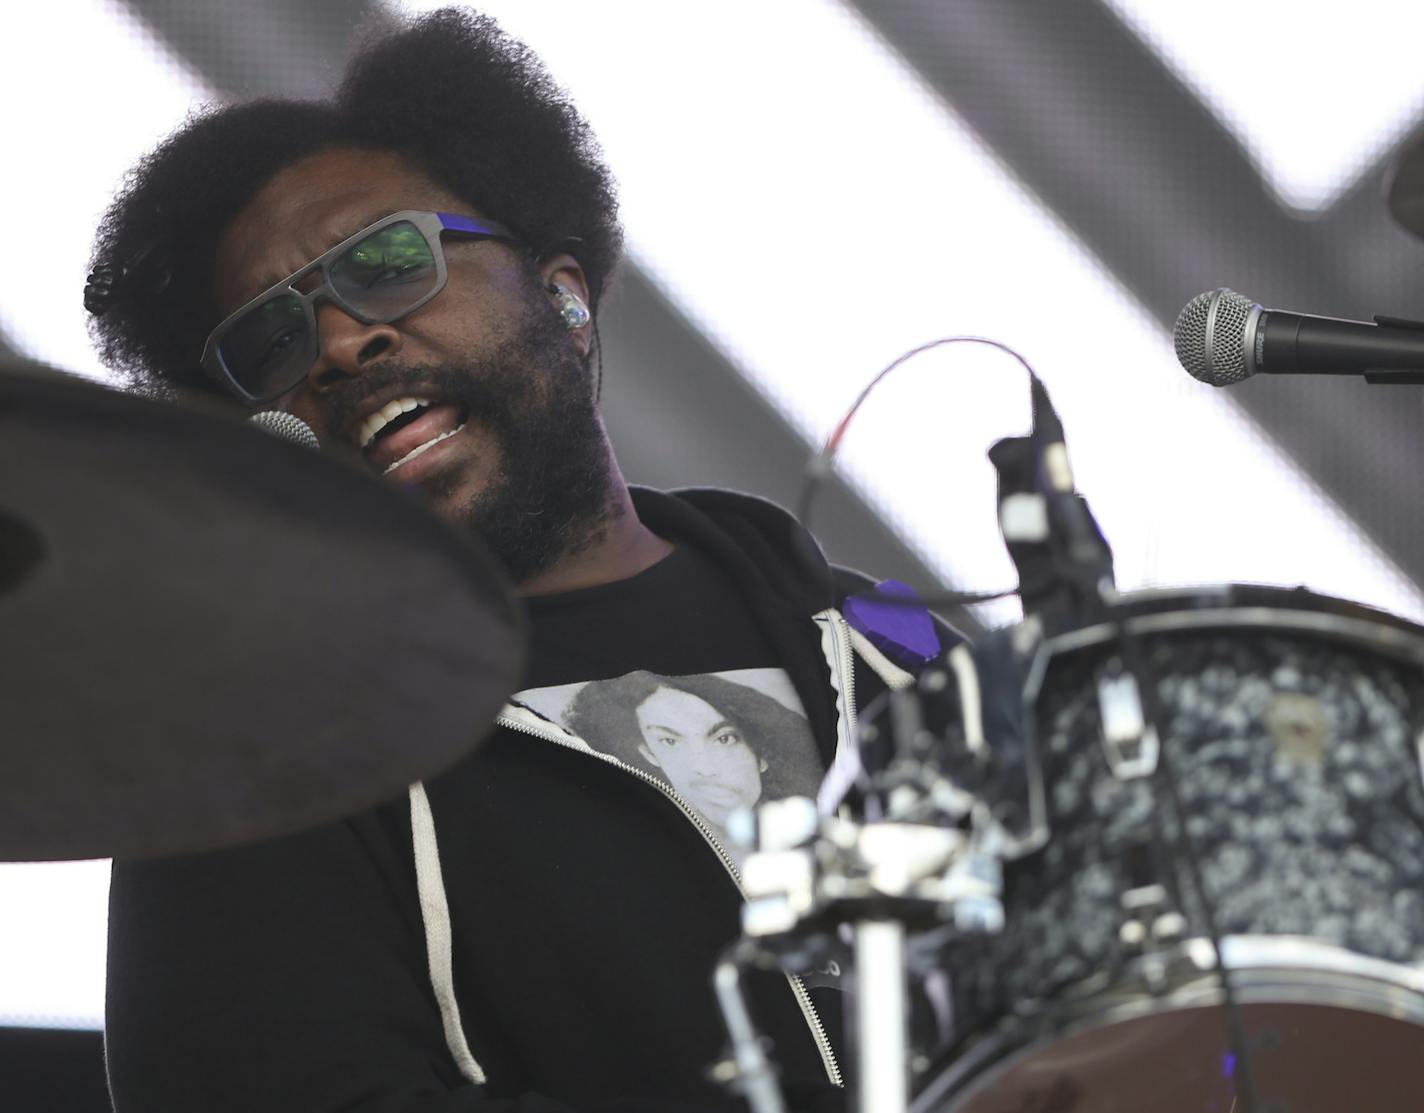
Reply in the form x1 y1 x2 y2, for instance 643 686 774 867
913 935 1424 1113
993 603 1424 860
1045 606 1424 667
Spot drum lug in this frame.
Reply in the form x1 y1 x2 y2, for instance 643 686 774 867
1096 664 1160 780
1118 880 1189 995
1119 890 1188 946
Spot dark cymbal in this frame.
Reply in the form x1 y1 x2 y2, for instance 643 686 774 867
0 359 525 862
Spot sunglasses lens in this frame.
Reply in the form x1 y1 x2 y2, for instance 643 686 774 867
328 220 440 319
217 293 312 400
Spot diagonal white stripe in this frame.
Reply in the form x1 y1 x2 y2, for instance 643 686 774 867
0 0 211 381
1106 0 1424 211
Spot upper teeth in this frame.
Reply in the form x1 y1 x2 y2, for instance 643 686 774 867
360 397 430 449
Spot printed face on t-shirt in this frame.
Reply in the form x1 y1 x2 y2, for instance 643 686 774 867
513 668 824 850
633 687 766 826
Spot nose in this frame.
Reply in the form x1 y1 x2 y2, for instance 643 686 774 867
689 741 719 775
305 301 403 391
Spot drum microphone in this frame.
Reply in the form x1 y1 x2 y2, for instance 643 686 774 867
1174 288 1424 387
989 376 1115 619
249 410 320 451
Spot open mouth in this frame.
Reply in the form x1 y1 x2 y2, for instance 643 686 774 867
359 396 470 476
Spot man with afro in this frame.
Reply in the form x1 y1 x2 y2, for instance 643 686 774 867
94 8 952 1112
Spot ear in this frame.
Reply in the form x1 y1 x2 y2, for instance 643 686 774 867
758 757 768 773
539 251 593 359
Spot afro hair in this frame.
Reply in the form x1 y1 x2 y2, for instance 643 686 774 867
87 7 622 397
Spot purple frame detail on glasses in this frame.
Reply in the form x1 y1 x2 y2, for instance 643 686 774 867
200 210 519 404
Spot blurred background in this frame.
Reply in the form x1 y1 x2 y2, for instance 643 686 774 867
7 1 1424 1107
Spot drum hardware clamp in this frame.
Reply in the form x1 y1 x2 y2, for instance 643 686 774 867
1096 661 1161 780
733 797 1006 941
1118 883 1189 993
1114 831 1191 993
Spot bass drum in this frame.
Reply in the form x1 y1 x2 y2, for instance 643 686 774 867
921 585 1424 1113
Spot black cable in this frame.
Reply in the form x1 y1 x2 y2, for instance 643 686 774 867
850 586 1017 608
1114 621 1261 1113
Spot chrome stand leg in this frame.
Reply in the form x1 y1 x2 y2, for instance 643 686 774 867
855 920 908 1113
713 950 787 1113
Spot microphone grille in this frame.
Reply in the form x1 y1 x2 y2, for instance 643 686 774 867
1173 288 1254 386
249 410 320 451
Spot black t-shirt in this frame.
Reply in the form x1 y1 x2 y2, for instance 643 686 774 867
522 542 787 683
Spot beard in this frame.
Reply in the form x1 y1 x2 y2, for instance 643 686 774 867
322 302 615 585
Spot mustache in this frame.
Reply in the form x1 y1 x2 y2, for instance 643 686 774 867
316 308 569 443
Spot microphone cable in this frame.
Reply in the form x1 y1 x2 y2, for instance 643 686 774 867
795 335 1042 609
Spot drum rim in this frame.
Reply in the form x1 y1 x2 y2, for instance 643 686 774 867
1048 600 1424 667
1079 583 1424 643
913 934 1424 1113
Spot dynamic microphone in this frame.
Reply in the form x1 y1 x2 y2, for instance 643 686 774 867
1174 288 1424 387
249 410 320 450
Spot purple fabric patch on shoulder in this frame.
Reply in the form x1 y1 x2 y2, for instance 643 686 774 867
842 579 941 669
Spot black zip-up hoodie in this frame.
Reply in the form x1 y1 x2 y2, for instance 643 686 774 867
105 488 960 1113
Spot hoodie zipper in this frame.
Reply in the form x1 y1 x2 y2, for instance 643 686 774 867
818 611 859 763
497 707 844 1087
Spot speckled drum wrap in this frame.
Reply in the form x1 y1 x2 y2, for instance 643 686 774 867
950 593 1424 1025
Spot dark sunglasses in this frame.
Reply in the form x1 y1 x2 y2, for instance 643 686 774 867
201 210 519 404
